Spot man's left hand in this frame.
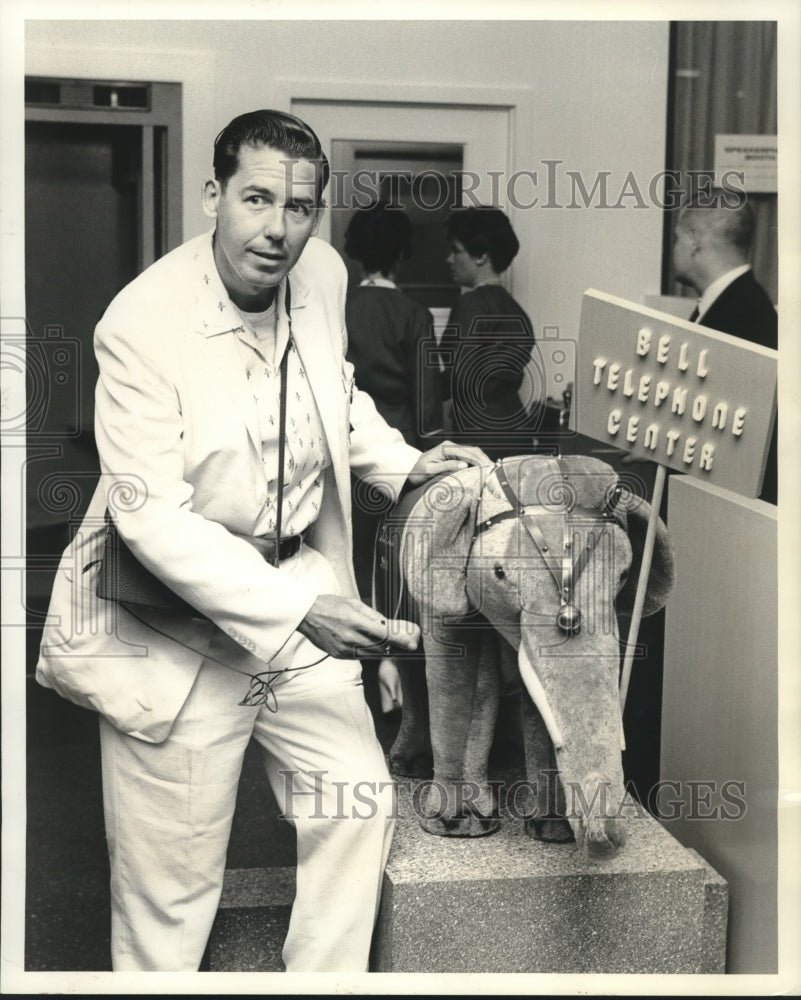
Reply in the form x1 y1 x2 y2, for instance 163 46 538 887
407 440 491 486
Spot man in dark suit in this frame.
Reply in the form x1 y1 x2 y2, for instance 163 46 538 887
690 268 778 350
672 198 777 348
672 198 777 501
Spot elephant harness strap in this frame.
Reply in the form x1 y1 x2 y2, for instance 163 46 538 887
472 459 625 636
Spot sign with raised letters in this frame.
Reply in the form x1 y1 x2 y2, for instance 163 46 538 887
575 289 777 498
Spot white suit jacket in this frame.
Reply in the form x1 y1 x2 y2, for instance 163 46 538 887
36 232 420 742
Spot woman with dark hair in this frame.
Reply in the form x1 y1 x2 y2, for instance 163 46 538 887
344 203 444 449
441 206 537 460
344 203 444 713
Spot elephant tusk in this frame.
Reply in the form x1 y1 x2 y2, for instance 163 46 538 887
517 645 565 750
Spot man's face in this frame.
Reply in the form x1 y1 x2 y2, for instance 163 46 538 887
446 238 480 289
671 217 697 287
203 142 321 310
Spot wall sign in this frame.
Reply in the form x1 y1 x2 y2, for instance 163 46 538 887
714 134 777 193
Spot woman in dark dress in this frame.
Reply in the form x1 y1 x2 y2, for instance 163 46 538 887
441 206 538 461
344 203 444 450
344 203 444 714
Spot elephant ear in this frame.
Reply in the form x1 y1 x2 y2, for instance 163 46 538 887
536 453 619 510
399 465 485 619
616 495 676 618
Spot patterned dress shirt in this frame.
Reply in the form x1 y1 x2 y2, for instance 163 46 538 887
234 298 331 539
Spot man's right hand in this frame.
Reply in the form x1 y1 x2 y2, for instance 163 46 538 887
297 594 420 659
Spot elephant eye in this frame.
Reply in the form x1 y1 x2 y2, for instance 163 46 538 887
494 565 506 579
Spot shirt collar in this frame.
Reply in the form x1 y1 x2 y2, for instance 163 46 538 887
192 230 246 337
193 228 309 338
697 264 751 320
360 276 398 290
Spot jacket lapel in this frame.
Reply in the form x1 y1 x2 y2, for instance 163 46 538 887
192 233 264 458
288 275 349 489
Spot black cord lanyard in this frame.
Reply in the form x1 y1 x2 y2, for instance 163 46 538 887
273 280 291 567
124 279 319 712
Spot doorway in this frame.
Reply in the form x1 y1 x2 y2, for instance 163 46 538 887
23 79 182 971
330 139 464 314
24 79 182 637
292 97 513 335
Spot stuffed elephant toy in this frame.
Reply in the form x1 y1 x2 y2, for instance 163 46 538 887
377 454 675 859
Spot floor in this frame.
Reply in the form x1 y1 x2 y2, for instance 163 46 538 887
22 662 401 971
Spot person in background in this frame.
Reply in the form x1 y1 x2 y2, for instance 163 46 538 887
622 195 779 802
344 202 444 450
436 207 539 765
440 206 537 461
672 196 777 502
672 198 777 348
344 202 445 714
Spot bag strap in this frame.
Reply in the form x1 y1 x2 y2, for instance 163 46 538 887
272 280 292 567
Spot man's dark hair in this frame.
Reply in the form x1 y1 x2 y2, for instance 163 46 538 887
445 206 520 274
344 203 413 276
213 109 330 202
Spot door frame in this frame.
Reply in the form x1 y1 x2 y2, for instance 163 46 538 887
25 78 183 269
275 78 534 297
273 77 532 123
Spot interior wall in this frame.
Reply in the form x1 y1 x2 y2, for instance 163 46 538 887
25 19 669 396
661 475 778 973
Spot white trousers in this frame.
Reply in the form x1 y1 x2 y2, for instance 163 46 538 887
99 546 396 972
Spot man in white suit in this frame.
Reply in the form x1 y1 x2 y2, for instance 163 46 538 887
36 110 486 973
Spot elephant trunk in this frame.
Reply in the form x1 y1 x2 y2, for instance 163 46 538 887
563 770 628 860
518 618 629 860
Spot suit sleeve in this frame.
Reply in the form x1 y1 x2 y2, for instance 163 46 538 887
342 360 421 504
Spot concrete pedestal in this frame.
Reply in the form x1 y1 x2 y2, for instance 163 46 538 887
373 777 727 974
209 775 727 974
